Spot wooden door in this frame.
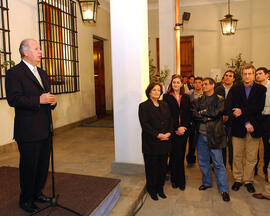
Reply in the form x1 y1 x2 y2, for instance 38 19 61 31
180 36 194 77
93 39 106 117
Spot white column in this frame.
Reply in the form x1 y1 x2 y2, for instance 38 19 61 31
110 0 149 170
159 0 175 87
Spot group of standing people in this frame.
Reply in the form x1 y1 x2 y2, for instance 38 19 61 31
139 64 270 203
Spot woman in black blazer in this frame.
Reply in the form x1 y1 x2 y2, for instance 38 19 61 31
139 82 173 201
163 74 191 190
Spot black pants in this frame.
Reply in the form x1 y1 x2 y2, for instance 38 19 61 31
143 153 168 195
17 137 51 202
262 115 270 174
186 123 197 164
170 134 188 187
255 115 270 175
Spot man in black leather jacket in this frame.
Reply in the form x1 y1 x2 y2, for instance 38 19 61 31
192 77 230 202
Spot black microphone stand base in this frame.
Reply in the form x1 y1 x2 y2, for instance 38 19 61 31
29 135 83 216
30 195 83 216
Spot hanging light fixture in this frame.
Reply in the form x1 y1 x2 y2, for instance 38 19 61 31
77 0 100 23
219 0 238 35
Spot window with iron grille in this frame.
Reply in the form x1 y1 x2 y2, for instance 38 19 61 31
38 0 79 94
0 0 12 100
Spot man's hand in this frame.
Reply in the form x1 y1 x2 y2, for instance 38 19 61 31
245 123 254 133
233 108 242 117
157 133 169 141
164 132 171 139
175 127 187 136
40 93 56 105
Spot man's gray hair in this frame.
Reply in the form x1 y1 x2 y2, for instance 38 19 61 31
19 39 35 58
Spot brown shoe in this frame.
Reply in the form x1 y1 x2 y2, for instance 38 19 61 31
252 193 270 200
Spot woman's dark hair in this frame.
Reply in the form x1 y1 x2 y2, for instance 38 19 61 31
145 82 163 99
167 74 185 95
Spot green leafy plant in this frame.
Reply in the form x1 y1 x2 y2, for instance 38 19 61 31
0 50 15 71
149 52 157 82
225 53 253 83
149 51 169 84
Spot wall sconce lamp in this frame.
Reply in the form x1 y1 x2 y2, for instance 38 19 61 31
77 0 100 23
220 0 238 35
175 12 191 30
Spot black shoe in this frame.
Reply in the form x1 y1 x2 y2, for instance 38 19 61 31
157 191 167 199
149 193 158 201
34 193 51 203
171 182 178 189
179 184 186 191
221 192 230 202
198 185 212 191
232 182 243 191
245 183 255 193
19 201 40 213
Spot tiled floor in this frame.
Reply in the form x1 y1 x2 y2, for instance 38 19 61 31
0 117 269 216
137 163 270 216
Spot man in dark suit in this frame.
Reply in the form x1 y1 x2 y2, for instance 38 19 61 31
228 64 266 193
5 39 56 213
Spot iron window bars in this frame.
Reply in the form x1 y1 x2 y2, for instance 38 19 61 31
38 0 79 94
0 0 11 100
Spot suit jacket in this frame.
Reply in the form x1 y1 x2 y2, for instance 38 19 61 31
227 82 266 138
138 99 173 155
163 93 191 131
5 61 56 142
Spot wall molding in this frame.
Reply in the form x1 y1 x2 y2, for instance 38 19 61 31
0 115 98 154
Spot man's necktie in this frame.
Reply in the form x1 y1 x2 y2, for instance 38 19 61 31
33 67 44 89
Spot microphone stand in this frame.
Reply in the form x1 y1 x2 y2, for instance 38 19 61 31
30 134 83 216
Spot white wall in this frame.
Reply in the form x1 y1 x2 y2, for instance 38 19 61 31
148 0 270 79
0 0 112 146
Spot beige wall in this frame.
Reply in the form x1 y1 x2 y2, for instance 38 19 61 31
0 0 112 146
148 0 270 79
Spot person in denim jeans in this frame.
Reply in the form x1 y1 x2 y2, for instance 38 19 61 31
192 77 230 202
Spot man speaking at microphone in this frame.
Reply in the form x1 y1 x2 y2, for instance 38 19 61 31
5 39 56 213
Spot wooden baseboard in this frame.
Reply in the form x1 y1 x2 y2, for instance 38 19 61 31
53 115 97 135
0 115 98 154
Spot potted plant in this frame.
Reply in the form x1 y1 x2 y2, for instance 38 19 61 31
225 53 253 83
